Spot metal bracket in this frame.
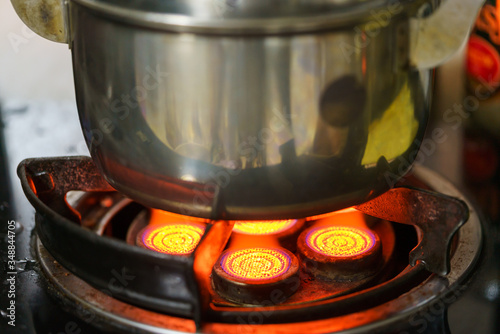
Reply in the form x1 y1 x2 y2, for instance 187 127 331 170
356 186 469 276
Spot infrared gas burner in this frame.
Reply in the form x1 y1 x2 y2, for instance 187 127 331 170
137 222 206 255
297 225 383 281
15 156 489 333
211 247 300 304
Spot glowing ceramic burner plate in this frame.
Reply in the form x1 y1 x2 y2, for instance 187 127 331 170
139 223 205 255
220 248 291 281
298 225 382 281
306 226 376 258
212 247 300 304
232 220 297 235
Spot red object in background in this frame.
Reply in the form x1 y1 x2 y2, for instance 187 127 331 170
466 35 500 84
463 135 499 183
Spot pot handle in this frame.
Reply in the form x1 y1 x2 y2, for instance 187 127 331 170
410 0 485 69
11 0 68 43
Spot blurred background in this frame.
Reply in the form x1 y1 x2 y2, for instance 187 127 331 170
0 2 88 221
0 2 74 101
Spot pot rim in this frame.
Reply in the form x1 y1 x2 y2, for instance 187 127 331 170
71 0 423 35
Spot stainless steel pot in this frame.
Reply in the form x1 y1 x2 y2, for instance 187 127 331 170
12 0 484 219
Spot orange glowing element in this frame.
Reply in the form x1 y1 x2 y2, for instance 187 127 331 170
306 226 375 257
220 248 291 281
232 220 297 235
141 223 205 255
149 208 209 225
305 207 360 222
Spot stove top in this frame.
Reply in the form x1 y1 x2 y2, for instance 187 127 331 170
1 101 499 334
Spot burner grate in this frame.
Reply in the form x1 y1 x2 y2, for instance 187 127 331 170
18 156 480 331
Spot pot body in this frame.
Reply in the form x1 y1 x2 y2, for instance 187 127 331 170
71 3 431 219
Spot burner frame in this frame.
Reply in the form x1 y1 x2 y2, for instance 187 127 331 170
19 157 483 332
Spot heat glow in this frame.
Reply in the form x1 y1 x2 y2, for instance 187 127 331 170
141 223 205 255
232 220 297 235
305 226 375 257
220 248 291 281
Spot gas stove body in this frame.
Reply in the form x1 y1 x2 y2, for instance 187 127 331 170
1 102 499 334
